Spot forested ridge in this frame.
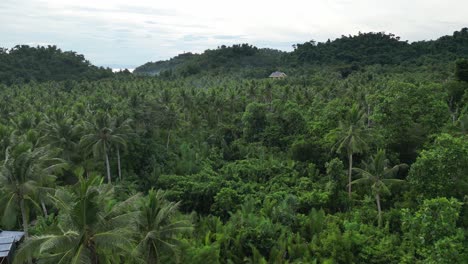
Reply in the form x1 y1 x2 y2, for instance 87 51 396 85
134 28 468 78
0 45 113 85
0 29 467 264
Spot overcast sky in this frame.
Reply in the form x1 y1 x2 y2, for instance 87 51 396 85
1 0 467 68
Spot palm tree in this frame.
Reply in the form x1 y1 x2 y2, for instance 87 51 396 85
112 117 133 181
80 113 125 183
350 150 407 227
13 173 138 264
154 105 180 151
134 189 192 264
0 124 12 161
332 104 368 198
0 140 65 237
40 112 81 163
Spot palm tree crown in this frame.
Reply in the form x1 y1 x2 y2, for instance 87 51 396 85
332 104 368 198
13 173 137 264
351 149 407 226
135 189 193 264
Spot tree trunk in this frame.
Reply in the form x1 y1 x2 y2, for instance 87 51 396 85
367 104 371 127
375 193 382 227
348 153 353 198
20 198 29 237
105 150 111 184
449 96 458 124
117 147 122 181
21 198 33 264
166 130 171 151
41 199 48 217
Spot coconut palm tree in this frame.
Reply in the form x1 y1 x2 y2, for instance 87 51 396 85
112 117 133 181
134 189 193 264
154 105 180 151
0 140 65 237
40 112 81 163
332 104 368 198
13 173 138 264
350 150 407 227
80 113 125 183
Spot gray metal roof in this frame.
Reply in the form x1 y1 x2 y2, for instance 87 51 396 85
0 231 24 258
269 71 287 78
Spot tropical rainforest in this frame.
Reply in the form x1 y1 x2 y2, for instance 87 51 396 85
0 28 467 264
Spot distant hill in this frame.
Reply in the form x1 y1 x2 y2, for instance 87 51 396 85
133 44 286 78
3 28 468 84
134 52 198 76
291 28 468 66
134 28 468 78
0 45 113 85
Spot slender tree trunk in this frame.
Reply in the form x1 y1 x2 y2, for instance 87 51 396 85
20 198 29 237
117 147 122 181
449 97 458 124
105 151 111 184
367 104 371 127
21 198 33 264
90 243 99 264
348 153 353 198
375 193 382 227
41 199 48 217
166 130 171 151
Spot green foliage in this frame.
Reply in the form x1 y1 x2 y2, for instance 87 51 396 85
242 102 268 142
455 58 468 82
134 28 468 78
157 166 222 214
1 28 467 263
351 150 407 227
13 174 136 264
408 133 468 200
401 198 466 263
0 45 113 85
0 138 65 233
373 82 449 163
134 44 285 78
292 28 468 67
134 189 193 264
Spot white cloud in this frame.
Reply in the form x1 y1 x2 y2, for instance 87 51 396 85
1 0 467 67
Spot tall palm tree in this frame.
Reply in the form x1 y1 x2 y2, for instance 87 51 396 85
332 104 368 198
350 150 407 227
0 140 65 237
112 117 133 181
80 113 125 184
134 189 192 264
154 105 180 151
13 173 138 264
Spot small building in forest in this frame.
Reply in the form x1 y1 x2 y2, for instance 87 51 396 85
0 230 24 264
269 71 287 78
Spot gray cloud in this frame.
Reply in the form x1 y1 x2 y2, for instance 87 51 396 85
1 0 467 68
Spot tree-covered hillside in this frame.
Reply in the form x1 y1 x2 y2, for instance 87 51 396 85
292 28 468 65
1 29 467 264
134 44 286 78
0 45 114 85
135 28 468 79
